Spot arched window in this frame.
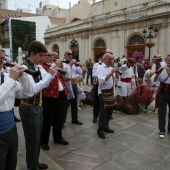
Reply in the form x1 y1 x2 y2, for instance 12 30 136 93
94 39 106 48
128 35 145 45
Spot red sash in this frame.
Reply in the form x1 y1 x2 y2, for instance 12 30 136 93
121 78 131 83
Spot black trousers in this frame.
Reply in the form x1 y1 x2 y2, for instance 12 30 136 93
93 84 100 119
19 105 43 170
98 94 114 132
158 93 170 132
0 126 18 170
69 84 78 122
41 91 68 144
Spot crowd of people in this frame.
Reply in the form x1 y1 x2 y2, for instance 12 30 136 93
0 41 170 170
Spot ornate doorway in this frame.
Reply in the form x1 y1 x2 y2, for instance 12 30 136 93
127 35 145 58
94 39 106 62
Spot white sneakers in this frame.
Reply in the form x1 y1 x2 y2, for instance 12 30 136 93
159 132 165 139
78 107 82 111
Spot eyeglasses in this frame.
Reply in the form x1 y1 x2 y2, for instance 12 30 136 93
67 53 72 56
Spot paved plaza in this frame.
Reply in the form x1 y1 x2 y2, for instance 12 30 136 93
15 86 170 170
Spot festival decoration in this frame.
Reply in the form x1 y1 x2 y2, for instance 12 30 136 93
131 51 144 59
144 42 155 48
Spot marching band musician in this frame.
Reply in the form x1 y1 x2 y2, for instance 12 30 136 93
0 45 34 170
40 51 69 150
92 51 105 123
62 49 83 125
97 53 119 139
19 41 57 170
154 55 170 139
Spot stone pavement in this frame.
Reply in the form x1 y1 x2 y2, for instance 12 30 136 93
15 85 170 170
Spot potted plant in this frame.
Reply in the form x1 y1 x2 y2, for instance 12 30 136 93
144 42 155 48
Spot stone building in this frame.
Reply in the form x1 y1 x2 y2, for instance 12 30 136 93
44 0 170 63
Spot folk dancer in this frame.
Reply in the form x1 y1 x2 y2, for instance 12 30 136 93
118 58 136 100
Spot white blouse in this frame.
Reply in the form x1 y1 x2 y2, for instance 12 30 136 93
0 73 34 112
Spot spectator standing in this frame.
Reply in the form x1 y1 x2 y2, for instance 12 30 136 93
86 58 94 85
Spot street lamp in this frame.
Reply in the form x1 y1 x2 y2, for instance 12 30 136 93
143 25 158 61
70 38 78 47
70 38 78 60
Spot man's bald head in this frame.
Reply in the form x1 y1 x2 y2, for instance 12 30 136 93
103 53 114 66
64 49 73 61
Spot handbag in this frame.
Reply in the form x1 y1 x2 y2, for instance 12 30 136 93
101 87 116 107
77 84 83 94
80 91 86 100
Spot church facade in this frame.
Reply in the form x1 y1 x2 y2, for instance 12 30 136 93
44 0 170 62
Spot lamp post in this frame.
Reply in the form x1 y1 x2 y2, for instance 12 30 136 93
70 38 78 59
143 25 158 61
70 38 78 48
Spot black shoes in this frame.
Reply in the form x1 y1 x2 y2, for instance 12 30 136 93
104 128 114 133
72 120 83 125
54 139 69 145
39 163 48 169
97 128 114 139
14 116 21 122
110 116 113 120
97 131 105 139
93 118 97 123
41 144 50 150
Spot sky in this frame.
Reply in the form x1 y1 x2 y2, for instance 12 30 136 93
8 0 80 13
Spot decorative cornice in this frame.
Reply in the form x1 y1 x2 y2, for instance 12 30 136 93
92 19 107 27
59 36 66 42
126 12 147 20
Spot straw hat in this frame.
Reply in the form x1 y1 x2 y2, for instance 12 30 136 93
155 54 162 60
148 70 156 78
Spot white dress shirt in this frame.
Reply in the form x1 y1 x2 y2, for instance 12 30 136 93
119 64 135 78
23 64 54 95
158 69 170 84
92 62 102 78
0 73 34 112
63 63 82 78
97 63 118 95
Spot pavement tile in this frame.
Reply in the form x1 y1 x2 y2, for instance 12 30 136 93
83 138 129 161
54 148 105 170
126 123 158 138
131 139 170 161
110 150 159 170
110 131 145 148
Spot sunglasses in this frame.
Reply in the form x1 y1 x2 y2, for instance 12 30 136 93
67 53 72 56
